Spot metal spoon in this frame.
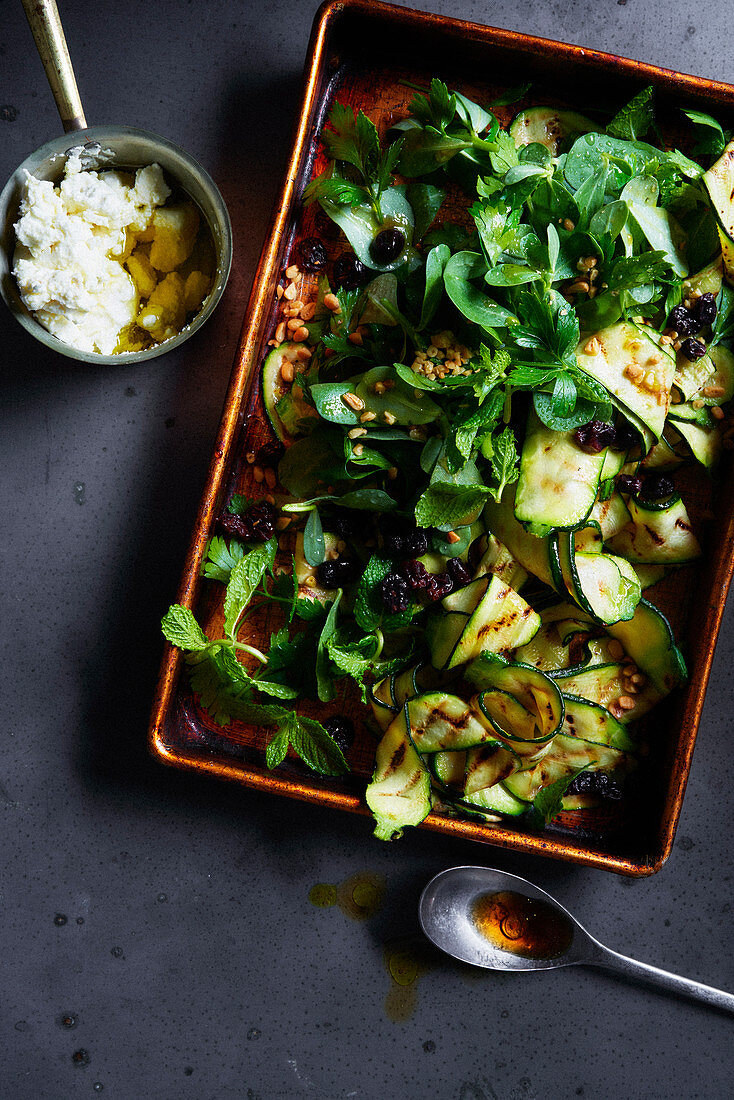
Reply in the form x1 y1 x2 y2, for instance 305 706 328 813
419 866 734 1013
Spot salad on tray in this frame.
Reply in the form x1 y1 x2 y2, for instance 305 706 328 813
162 81 734 839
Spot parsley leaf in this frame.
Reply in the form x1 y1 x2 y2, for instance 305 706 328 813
484 426 520 503
202 536 245 583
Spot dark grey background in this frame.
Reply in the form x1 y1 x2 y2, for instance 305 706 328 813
1 1 732 1097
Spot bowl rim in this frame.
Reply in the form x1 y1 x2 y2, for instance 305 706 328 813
0 124 233 364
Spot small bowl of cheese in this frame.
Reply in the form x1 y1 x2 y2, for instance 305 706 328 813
0 126 232 363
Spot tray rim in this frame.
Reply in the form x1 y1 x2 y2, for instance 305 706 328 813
148 0 734 876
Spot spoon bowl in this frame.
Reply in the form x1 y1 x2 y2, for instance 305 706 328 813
419 865 595 972
420 865 734 1013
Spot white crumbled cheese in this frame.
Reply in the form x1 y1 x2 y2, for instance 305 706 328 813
13 161 170 355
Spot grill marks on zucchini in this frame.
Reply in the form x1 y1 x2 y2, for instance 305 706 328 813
515 411 606 532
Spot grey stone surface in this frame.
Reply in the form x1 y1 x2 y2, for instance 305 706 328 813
1 1 733 1097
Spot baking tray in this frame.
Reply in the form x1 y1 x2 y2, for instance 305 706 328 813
148 0 734 875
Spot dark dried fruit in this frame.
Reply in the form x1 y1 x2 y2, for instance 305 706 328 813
326 511 370 542
669 304 699 338
425 571 454 602
575 420 616 453
639 474 675 501
257 441 284 466
218 501 277 542
317 558 357 588
694 291 717 328
323 715 355 754
565 770 622 800
446 557 472 587
297 236 327 272
401 558 430 591
612 418 641 452
370 227 406 264
681 337 707 360
616 473 644 496
404 528 430 556
380 572 410 614
333 252 368 290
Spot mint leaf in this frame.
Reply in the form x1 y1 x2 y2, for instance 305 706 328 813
414 483 492 529
223 539 277 638
265 729 289 769
161 605 209 651
316 589 342 702
202 536 245 583
186 651 288 727
485 426 519 503
281 712 349 775
533 767 586 822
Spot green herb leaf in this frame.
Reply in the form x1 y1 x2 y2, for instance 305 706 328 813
484 426 520 502
533 767 587 822
354 555 417 633
315 589 342 702
223 539 277 638
607 86 655 141
280 712 349 775
202 536 246 584
414 482 492 529
161 605 209 651
303 508 326 567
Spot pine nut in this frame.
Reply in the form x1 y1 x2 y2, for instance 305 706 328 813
284 282 296 301
286 317 302 332
276 516 291 530
289 300 304 313
562 218 575 231
246 452 256 464
324 293 341 312
567 280 590 295
275 321 286 342
295 346 312 362
300 302 316 321
702 384 725 397
343 392 365 412
383 411 396 425
347 427 367 439
584 337 600 355
712 406 725 420
292 326 309 342
618 696 636 710
360 411 376 422
352 443 364 457
285 264 300 280
276 284 284 299
280 361 294 383
348 330 363 346
624 364 644 381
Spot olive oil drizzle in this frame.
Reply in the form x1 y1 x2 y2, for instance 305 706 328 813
471 890 573 959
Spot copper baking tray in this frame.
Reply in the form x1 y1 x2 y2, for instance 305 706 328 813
149 0 734 875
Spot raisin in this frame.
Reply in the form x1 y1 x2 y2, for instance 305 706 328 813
333 252 368 290
401 558 430 591
694 291 717 328
380 572 410 613
323 715 355 754
681 337 707 360
612 418 641 452
404 528 430 556
616 473 644 496
317 558 357 588
565 771 622 800
257 441 284 467
639 474 675 501
446 557 472 587
425 571 454 602
218 502 277 542
370 227 406 264
297 236 327 272
575 420 616 453
669 304 699 338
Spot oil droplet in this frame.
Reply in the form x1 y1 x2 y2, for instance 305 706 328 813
423 1040 436 1053
110 946 124 959
471 891 573 960
184 1067 194 1076
336 872 385 921
383 935 434 1023
14 1021 28 1032
76 917 85 925
93 1085 104 1092
308 883 337 908
54 913 68 926
247 1028 260 1041
72 1049 90 1067
157 893 168 903
59 1014 77 1029
74 482 86 505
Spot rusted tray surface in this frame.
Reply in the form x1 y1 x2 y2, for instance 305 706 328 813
149 0 734 875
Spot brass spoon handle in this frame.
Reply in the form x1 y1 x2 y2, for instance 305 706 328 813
21 0 87 132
